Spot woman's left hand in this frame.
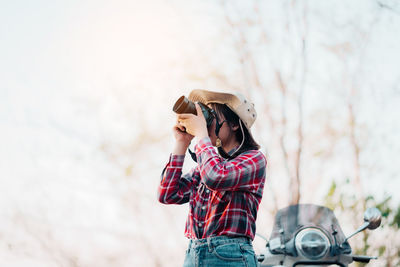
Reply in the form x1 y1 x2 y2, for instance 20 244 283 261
177 103 209 139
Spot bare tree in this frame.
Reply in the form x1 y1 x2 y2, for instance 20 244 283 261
221 0 310 205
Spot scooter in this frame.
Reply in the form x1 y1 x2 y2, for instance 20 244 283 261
256 204 381 267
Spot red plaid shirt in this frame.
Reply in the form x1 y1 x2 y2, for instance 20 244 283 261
158 137 267 240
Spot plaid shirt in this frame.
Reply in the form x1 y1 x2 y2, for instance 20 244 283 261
158 137 267 240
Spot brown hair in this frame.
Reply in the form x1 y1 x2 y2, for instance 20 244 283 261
210 103 260 158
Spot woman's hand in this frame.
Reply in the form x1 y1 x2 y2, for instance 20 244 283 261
177 103 209 139
173 119 194 145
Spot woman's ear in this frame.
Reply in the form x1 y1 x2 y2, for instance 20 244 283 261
231 124 239 131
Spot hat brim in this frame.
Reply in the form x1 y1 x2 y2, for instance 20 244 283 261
188 89 242 111
188 89 256 130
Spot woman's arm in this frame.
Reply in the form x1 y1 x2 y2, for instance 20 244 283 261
195 137 266 192
158 155 195 204
158 113 196 204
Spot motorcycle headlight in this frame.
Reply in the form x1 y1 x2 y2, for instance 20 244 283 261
295 228 330 260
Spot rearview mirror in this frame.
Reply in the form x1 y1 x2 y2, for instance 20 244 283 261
364 207 382 230
342 207 382 245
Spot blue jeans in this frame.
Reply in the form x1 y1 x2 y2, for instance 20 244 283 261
183 236 258 267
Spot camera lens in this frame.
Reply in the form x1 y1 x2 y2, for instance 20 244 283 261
172 96 214 127
173 96 197 115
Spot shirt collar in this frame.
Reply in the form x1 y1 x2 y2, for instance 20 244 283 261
227 146 239 156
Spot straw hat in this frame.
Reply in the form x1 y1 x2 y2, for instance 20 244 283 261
188 89 257 129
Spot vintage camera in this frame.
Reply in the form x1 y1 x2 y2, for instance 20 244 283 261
173 96 215 127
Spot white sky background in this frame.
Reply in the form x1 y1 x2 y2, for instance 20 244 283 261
1 0 400 266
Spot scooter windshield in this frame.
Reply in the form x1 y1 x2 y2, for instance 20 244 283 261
269 204 347 245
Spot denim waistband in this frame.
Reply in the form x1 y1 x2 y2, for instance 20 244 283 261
188 236 251 249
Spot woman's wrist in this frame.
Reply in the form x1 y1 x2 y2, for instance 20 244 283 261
196 129 209 140
173 141 190 155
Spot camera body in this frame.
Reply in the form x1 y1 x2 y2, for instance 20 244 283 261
173 96 215 127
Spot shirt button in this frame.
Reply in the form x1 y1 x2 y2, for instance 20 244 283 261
201 206 206 210
205 189 210 193
198 222 203 227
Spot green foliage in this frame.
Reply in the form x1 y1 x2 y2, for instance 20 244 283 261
390 205 400 229
378 245 386 257
324 180 400 267
325 181 337 210
367 195 391 219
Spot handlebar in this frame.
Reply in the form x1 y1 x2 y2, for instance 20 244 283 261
257 254 265 262
352 255 377 263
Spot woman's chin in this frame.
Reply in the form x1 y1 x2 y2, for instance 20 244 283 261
209 138 216 146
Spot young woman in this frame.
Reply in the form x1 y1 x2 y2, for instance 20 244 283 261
158 89 267 267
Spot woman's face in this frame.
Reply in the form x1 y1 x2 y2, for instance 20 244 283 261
207 106 239 148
